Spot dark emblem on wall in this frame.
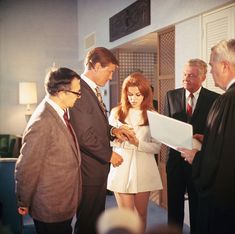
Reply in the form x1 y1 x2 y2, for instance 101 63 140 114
109 0 150 42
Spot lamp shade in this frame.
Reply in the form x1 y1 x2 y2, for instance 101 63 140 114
19 82 37 104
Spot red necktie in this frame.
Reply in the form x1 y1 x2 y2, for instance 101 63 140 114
186 93 194 116
63 110 77 147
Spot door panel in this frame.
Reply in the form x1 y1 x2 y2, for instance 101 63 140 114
157 27 175 208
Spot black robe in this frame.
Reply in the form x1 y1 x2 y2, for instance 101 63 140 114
192 82 235 233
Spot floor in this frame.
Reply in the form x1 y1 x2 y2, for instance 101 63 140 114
105 194 190 233
23 195 190 234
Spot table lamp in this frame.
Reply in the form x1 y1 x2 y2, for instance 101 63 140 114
19 82 37 122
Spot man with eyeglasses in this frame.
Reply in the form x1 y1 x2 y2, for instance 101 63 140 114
70 47 135 234
15 67 82 234
163 59 219 234
63 90 81 97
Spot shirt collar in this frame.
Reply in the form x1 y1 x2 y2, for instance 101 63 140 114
185 87 202 99
81 73 97 92
226 78 235 90
45 95 66 122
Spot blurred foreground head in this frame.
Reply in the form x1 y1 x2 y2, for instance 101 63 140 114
97 207 143 234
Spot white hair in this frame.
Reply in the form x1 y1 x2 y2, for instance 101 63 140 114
211 39 235 65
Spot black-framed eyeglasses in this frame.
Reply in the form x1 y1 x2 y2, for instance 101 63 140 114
63 90 81 98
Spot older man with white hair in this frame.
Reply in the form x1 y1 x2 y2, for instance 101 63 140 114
180 39 235 234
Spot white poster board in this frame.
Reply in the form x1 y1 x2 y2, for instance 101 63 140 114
147 111 193 150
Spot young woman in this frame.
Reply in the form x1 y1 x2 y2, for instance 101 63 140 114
107 72 163 229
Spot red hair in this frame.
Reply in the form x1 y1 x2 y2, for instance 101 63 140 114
115 72 153 126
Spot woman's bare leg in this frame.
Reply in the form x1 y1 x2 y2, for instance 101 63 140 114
134 191 150 230
114 192 135 210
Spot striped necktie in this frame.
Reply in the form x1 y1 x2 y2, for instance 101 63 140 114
186 93 194 116
95 86 107 115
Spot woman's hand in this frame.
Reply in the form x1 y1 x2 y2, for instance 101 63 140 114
128 135 139 147
112 125 136 143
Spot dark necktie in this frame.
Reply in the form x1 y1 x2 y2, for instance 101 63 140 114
95 86 107 116
186 93 194 116
63 110 77 147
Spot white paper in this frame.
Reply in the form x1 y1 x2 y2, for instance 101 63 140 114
147 111 193 150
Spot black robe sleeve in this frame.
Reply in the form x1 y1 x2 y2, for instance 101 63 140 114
192 84 235 209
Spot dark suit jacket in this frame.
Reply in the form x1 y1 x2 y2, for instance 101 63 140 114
164 87 219 171
153 99 158 111
70 79 112 186
15 99 82 223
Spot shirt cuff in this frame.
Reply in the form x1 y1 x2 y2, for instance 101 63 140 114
110 127 116 137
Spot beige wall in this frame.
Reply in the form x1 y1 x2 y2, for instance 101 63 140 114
77 0 232 61
0 0 233 135
0 0 79 134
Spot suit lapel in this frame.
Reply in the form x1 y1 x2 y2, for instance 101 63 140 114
81 79 108 119
180 88 186 113
178 88 188 122
191 87 205 121
45 103 80 157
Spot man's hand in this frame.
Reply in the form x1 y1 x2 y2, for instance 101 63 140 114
193 134 204 143
110 151 123 167
18 207 29 216
112 126 136 143
178 147 198 164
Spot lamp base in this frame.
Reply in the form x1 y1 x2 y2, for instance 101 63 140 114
25 114 32 123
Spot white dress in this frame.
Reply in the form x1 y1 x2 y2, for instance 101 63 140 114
107 108 163 193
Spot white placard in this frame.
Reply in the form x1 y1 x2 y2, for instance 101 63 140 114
147 111 193 150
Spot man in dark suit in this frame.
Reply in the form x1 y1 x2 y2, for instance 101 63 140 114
151 85 158 111
179 39 235 234
70 47 135 234
164 59 219 233
15 67 82 234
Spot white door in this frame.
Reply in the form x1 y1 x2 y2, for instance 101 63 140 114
202 3 235 94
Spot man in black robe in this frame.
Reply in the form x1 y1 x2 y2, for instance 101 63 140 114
180 39 235 234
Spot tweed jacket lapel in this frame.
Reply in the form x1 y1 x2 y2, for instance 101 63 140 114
45 103 80 158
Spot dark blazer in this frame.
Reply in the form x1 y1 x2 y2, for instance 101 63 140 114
15 99 82 223
164 86 219 171
164 87 219 231
70 78 113 234
70 78 112 185
165 87 219 128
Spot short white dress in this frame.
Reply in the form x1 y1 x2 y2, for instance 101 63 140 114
107 108 163 193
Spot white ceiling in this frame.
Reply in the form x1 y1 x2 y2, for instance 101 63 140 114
116 32 157 53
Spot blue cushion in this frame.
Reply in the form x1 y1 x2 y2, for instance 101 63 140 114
0 159 36 234
0 158 22 233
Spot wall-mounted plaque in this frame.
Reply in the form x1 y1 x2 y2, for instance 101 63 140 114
109 0 150 42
